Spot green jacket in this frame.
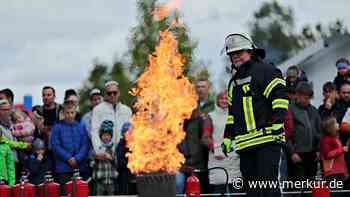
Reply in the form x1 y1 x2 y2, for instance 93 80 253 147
0 124 29 150
198 94 216 115
0 142 15 186
0 136 29 149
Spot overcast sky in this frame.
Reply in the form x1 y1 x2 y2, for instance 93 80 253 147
1 0 349 105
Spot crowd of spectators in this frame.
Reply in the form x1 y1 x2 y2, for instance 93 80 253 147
0 57 350 196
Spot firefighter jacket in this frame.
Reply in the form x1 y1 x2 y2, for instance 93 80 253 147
224 58 289 153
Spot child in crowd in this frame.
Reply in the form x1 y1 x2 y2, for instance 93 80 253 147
12 110 35 143
50 103 90 195
0 130 15 186
92 120 118 195
25 138 52 185
318 82 338 120
320 116 348 183
116 122 134 195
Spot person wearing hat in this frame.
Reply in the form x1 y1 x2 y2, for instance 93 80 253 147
59 89 82 122
82 88 103 138
24 138 53 185
92 120 118 195
222 33 289 197
285 65 308 101
0 99 29 162
91 81 132 156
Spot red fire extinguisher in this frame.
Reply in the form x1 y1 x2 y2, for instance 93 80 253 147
186 170 200 197
0 180 11 197
37 172 60 197
185 167 229 197
12 173 36 197
312 180 330 197
65 169 89 197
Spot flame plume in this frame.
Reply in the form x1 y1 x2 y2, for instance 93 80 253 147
126 9 197 174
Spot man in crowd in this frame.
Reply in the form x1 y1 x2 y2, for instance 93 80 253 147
195 77 215 115
0 89 15 106
81 88 103 195
91 81 132 194
176 77 215 194
82 88 103 138
91 81 132 159
285 66 308 101
333 58 350 91
319 82 350 144
32 86 62 147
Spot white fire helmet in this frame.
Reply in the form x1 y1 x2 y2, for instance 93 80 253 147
223 33 265 59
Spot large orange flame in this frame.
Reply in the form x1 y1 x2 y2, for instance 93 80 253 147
126 12 197 174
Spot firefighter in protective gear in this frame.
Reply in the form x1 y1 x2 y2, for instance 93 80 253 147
223 33 289 197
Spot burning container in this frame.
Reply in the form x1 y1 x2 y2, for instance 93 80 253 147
136 172 176 197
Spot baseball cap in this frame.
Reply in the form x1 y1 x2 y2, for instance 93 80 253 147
89 88 102 97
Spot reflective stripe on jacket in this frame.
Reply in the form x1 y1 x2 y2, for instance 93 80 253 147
224 58 289 152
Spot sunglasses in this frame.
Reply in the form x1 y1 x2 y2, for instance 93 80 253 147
107 91 118 96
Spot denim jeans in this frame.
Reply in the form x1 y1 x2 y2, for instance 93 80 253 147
176 171 186 194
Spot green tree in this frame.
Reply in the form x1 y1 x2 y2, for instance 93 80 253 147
249 1 302 64
129 0 197 75
78 61 134 114
78 63 108 114
301 19 349 44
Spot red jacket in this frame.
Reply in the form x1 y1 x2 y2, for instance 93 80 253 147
284 109 293 140
320 135 348 177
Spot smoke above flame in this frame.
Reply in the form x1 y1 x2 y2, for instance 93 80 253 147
126 0 197 174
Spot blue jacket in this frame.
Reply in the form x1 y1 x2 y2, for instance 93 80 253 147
50 121 90 173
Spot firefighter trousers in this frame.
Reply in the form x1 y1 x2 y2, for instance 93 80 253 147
240 143 282 197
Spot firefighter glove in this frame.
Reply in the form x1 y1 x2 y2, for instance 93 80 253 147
271 123 284 135
222 138 233 156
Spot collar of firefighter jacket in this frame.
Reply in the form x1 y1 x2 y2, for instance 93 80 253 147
234 59 255 74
